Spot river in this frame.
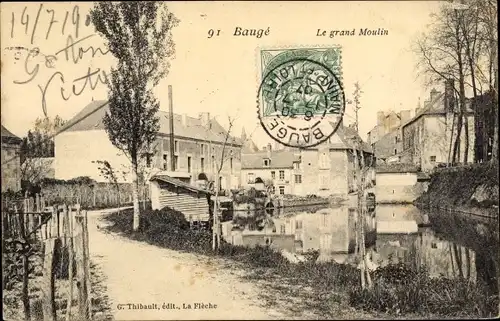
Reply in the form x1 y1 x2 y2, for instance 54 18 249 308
221 203 499 295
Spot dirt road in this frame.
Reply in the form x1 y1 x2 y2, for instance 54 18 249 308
87 208 289 320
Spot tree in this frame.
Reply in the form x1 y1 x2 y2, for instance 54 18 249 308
204 116 261 252
413 0 498 164
204 116 237 252
348 82 373 290
92 160 129 205
20 116 66 190
90 2 179 231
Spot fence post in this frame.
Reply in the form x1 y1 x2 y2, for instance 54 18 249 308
41 209 57 321
74 206 90 320
83 210 92 318
36 193 40 212
65 204 74 321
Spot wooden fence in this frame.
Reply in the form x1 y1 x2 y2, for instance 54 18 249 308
2 196 91 321
40 182 150 210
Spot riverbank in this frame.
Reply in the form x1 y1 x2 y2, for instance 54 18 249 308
415 163 499 215
102 207 498 318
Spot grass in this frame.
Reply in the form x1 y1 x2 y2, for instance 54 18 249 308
2 252 113 321
103 207 499 319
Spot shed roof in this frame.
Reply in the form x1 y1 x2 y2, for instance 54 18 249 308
57 100 243 146
375 163 419 173
1 125 22 144
150 174 212 195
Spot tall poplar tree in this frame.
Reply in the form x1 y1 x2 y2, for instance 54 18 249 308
90 2 179 230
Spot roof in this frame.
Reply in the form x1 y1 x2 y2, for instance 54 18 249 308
57 100 243 146
336 124 373 153
401 92 473 129
150 174 212 195
242 150 300 169
375 163 419 173
1 125 22 144
242 140 260 153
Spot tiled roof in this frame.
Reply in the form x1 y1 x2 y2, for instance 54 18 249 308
1 125 22 144
57 100 243 146
375 163 419 173
241 150 300 169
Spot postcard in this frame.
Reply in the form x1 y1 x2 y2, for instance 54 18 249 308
1 1 498 320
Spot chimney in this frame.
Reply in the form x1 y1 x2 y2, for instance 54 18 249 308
444 79 455 112
377 111 385 126
266 143 272 158
199 112 210 127
181 114 188 127
430 88 442 102
168 85 176 171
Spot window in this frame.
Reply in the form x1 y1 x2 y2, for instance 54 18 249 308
200 144 205 155
263 158 271 167
201 157 205 172
279 186 285 195
174 155 178 170
319 173 329 190
163 154 168 170
319 152 330 169
187 157 191 173
211 155 215 170
430 155 436 162
230 158 233 174
279 170 285 180
394 149 397 155
293 162 301 170
280 225 285 234
295 174 302 184
174 140 178 153
146 153 152 168
271 171 275 179
247 173 255 184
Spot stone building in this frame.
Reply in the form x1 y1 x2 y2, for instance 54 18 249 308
367 109 412 145
241 123 373 197
299 124 373 197
240 146 301 195
1 125 22 193
375 163 429 204
401 80 475 172
55 100 243 189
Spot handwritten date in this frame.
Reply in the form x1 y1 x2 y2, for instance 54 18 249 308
9 4 90 44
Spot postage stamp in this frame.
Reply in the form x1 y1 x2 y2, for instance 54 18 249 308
257 47 345 148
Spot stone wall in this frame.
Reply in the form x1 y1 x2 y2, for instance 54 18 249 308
375 172 426 203
1 142 21 192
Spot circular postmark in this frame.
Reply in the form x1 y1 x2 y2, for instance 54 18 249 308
257 57 345 148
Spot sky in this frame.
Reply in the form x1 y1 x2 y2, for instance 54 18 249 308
1 1 443 147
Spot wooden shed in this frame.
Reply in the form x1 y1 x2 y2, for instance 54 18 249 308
150 174 212 222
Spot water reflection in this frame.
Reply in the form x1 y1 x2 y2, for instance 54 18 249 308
222 203 499 293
